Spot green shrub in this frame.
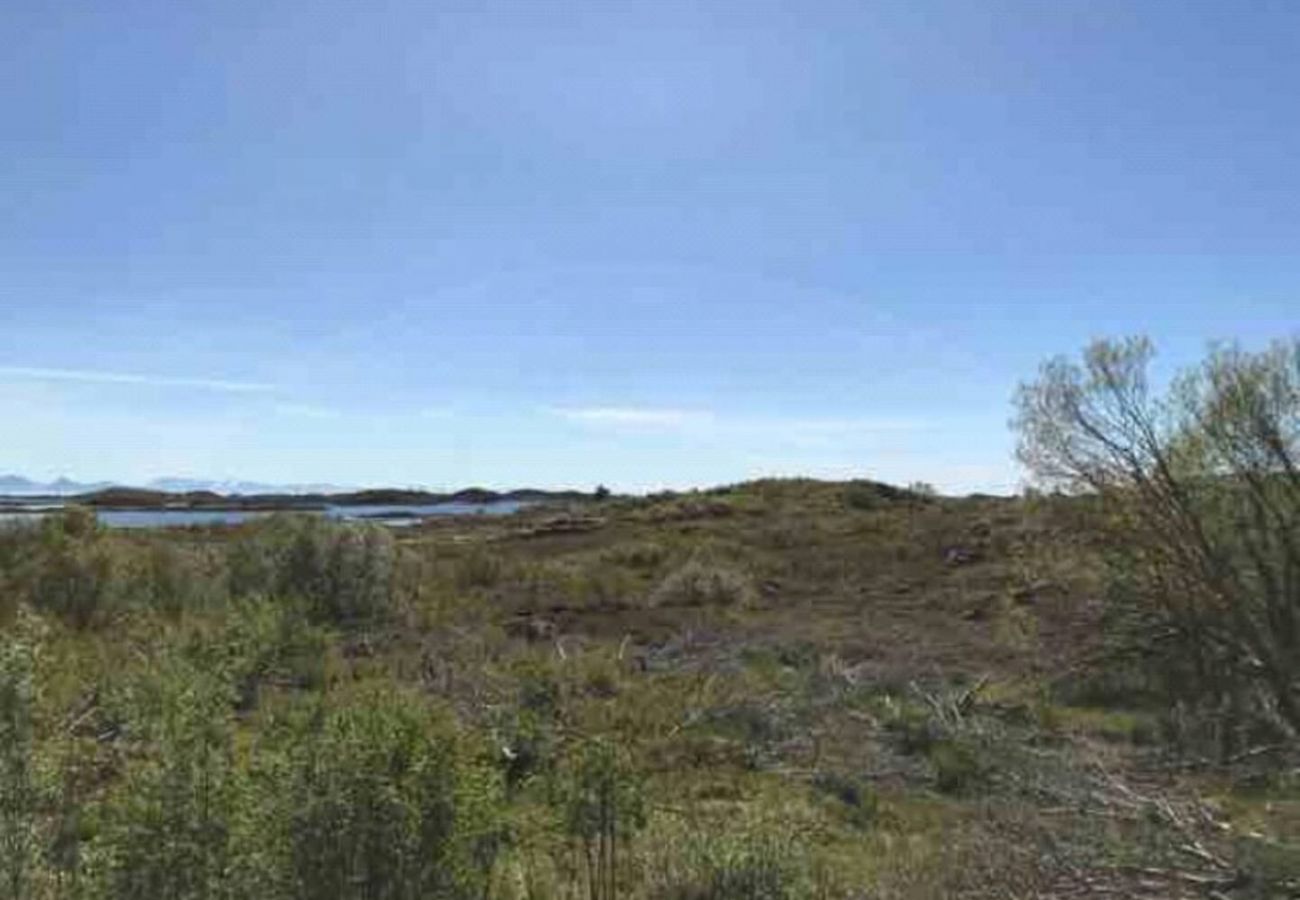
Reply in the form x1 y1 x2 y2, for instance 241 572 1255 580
226 519 289 597
558 738 646 900
86 680 506 900
6 508 127 627
127 540 227 617
881 699 944 756
498 709 555 794
188 596 331 708
93 658 238 900
228 517 399 625
843 484 882 512
496 665 563 791
928 738 990 795
1014 336 1300 741
0 615 40 899
1234 833 1300 897
275 689 505 900
47 504 99 540
288 520 397 623
842 481 901 512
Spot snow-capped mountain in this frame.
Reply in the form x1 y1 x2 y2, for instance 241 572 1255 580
0 475 350 496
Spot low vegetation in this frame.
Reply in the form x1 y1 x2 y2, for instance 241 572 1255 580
1 338 1297 898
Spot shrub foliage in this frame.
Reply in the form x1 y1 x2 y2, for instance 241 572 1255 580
1015 337 1300 745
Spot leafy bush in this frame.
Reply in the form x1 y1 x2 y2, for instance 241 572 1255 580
0 516 225 623
881 698 945 756
496 663 562 792
272 689 505 900
228 516 399 625
93 659 237 900
1234 832 1300 898
875 687 997 794
558 738 645 900
125 540 228 617
842 480 911 512
1015 336 1300 744
843 484 883 512
0 615 40 899
928 738 990 795
188 596 332 707
9 508 127 627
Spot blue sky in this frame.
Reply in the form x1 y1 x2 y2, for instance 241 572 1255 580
2 0 1297 493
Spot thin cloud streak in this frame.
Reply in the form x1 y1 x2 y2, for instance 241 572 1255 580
549 407 926 436
775 417 928 433
0 365 276 394
272 403 342 419
549 407 714 428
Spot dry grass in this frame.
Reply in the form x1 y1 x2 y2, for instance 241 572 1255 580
4 481 1297 897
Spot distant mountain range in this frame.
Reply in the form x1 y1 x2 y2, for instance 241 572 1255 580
145 477 352 496
0 475 596 507
0 474 351 497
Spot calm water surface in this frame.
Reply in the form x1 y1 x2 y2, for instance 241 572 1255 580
0 501 527 529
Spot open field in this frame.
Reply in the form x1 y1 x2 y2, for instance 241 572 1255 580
2 480 1298 898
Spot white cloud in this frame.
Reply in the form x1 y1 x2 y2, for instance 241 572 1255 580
548 407 927 439
272 403 341 419
549 406 714 428
775 417 927 434
269 404 454 423
0 365 275 394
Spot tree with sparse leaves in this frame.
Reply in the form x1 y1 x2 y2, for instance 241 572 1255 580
1014 336 1300 746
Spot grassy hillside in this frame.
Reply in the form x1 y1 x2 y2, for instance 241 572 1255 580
1 480 1296 898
